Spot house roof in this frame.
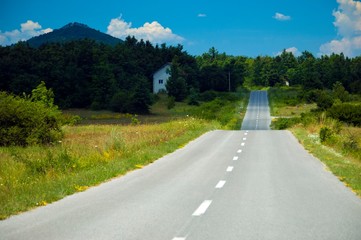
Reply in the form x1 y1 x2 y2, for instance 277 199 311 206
153 63 171 77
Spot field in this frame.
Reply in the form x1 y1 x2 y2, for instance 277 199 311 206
0 92 248 219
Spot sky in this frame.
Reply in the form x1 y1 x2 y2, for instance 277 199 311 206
1 0 361 57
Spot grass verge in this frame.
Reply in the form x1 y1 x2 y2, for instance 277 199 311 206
291 126 361 197
0 91 247 219
0 119 220 219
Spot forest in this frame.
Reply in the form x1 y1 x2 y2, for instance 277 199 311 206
1 38 361 114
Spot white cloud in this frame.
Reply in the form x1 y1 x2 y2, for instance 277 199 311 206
0 20 53 46
273 12 291 21
320 0 361 57
107 17 184 45
276 47 300 56
198 13 207 17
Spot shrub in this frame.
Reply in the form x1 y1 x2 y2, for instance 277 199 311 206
327 103 361 126
167 96 175 109
199 90 218 101
316 91 334 110
0 92 63 146
271 117 300 130
319 127 333 143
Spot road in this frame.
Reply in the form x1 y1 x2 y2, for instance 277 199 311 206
241 90 271 130
1 91 361 239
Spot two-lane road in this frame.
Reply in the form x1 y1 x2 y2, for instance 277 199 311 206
1 91 361 239
241 90 271 130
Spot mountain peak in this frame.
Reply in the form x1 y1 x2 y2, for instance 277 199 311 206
27 22 123 47
60 22 90 30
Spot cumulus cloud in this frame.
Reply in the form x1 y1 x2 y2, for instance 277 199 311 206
107 17 184 44
320 0 361 57
0 20 52 46
276 47 300 56
273 12 291 21
198 13 207 17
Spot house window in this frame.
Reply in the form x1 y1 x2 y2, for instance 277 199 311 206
159 79 164 84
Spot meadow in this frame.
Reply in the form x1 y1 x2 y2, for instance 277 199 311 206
0 91 248 219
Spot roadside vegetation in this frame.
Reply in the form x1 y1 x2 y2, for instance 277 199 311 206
0 83 248 219
269 86 361 197
2 36 361 218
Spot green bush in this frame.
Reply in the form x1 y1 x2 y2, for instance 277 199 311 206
0 92 63 146
167 96 175 109
327 103 361 126
191 98 236 126
319 127 333 143
271 117 300 130
316 91 334 110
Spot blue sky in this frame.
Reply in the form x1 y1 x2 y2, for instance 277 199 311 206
1 0 361 57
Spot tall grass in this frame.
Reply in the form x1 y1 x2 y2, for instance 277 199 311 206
0 89 247 219
0 119 220 219
268 86 316 117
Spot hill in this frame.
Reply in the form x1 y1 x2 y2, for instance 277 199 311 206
27 22 123 47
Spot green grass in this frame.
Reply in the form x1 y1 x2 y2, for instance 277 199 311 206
0 91 247 219
0 119 220 219
268 86 316 117
291 126 361 197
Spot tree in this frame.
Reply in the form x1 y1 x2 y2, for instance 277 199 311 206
332 81 349 102
31 81 55 107
166 57 188 101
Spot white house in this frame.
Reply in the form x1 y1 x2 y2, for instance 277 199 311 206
153 63 171 93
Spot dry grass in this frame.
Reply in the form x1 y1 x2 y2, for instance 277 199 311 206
0 119 219 219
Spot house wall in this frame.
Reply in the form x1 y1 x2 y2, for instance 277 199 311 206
153 65 170 93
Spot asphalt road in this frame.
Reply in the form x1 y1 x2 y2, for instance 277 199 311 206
1 91 361 240
241 90 271 130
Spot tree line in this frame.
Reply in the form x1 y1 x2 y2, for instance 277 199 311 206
1 40 361 113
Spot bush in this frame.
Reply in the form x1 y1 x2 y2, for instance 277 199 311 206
316 91 334 110
319 127 333 143
271 117 300 130
167 96 176 109
327 103 361 126
199 90 218 101
191 97 238 127
0 92 63 146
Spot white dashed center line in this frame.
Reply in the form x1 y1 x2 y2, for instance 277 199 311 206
233 156 239 161
243 137 247 141
241 142 245 146
227 166 234 172
192 200 212 216
237 149 242 153
215 180 226 189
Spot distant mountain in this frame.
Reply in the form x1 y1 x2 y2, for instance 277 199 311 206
27 22 123 47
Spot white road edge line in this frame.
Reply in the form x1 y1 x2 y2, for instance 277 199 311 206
192 200 212 216
227 166 234 172
233 156 239 161
215 180 226 189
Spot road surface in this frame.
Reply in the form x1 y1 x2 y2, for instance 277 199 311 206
1 91 361 240
241 90 271 130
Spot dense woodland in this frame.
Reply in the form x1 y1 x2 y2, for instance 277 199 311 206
1 38 361 113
